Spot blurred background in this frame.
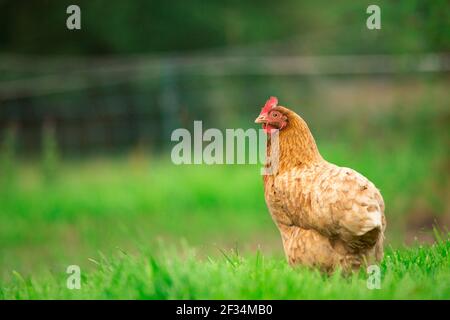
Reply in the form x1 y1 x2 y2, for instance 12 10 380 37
0 0 449 279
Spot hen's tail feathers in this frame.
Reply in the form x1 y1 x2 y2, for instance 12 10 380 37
355 210 383 235
346 210 384 250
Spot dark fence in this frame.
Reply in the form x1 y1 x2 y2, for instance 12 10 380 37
1 53 449 155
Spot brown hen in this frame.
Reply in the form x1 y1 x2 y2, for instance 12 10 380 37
255 97 386 273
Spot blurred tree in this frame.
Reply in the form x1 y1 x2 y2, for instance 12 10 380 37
0 0 448 54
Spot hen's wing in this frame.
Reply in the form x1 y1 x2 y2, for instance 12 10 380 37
274 163 386 247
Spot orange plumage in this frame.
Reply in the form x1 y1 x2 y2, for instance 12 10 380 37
255 97 386 273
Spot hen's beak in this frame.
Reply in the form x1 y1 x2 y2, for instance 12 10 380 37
255 114 267 124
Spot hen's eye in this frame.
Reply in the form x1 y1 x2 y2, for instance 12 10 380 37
272 113 278 117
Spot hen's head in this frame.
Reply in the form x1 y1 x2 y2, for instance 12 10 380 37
255 96 288 133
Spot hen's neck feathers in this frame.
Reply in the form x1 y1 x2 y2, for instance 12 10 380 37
268 106 323 173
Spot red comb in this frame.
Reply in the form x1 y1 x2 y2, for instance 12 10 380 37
261 96 278 113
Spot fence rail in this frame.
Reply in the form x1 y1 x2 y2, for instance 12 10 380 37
1 53 449 101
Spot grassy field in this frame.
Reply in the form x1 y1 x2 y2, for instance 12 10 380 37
0 87 449 299
1 237 449 299
1 0 449 301
0 138 448 299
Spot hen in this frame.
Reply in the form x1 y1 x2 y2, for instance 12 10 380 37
255 97 386 273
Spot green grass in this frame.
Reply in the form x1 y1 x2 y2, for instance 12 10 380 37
0 101 448 298
1 237 449 299
0 137 447 281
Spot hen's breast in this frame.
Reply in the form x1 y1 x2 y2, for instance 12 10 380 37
264 175 294 228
